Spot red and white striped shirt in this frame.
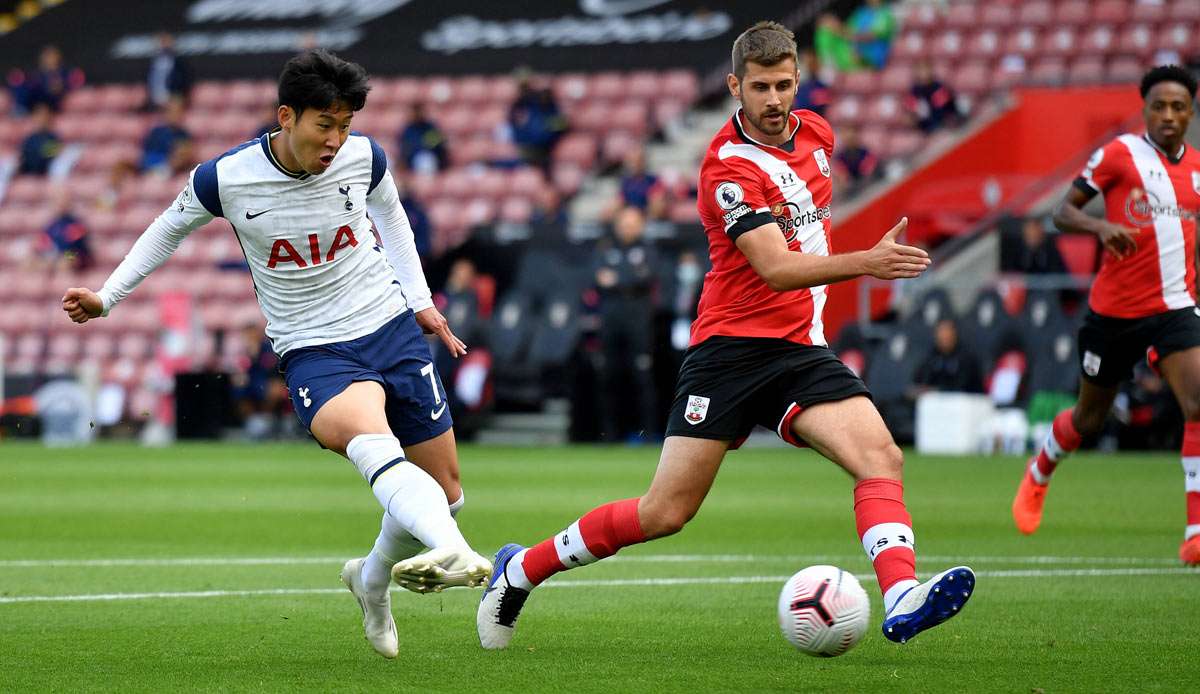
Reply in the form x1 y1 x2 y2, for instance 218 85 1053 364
1077 133 1200 319
693 109 835 347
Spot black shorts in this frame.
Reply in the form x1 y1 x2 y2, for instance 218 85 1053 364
1077 306 1200 387
664 337 871 448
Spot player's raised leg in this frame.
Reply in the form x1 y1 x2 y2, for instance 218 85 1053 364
792 395 974 644
476 436 729 649
1155 347 1200 565
389 429 491 590
310 381 484 657
1013 380 1115 535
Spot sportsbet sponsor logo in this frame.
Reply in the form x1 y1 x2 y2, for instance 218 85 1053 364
1124 187 1198 227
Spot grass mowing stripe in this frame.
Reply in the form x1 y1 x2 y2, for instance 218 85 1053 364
0 553 1185 568
1 566 1194 604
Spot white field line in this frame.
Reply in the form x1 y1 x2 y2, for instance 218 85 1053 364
0 567 1195 605
0 553 1184 569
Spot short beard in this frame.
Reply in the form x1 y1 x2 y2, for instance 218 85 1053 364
748 110 787 136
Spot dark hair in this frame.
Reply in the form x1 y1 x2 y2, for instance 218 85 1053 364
278 49 370 117
1140 65 1197 99
731 20 797 81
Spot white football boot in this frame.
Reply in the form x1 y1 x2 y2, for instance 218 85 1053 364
340 557 399 658
882 566 975 644
391 545 492 593
477 543 530 650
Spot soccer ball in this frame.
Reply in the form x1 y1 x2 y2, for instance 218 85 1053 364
777 565 870 657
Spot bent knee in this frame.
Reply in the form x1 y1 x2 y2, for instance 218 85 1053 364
639 503 694 540
855 442 903 481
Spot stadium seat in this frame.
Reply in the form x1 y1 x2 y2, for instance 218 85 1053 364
961 287 1020 370
422 76 455 105
942 2 978 29
902 2 942 31
1168 0 1200 21
1092 0 1130 24
1055 0 1092 25
1017 1 1054 27
1157 22 1198 54
892 32 927 62
965 30 1002 61
1003 27 1040 57
600 131 637 166
840 70 878 95
829 95 863 127
1108 57 1144 84
951 63 991 96
879 63 915 94
1116 24 1155 59
1056 233 1100 278
1039 27 1078 58
1067 58 1106 84
930 30 966 60
1081 25 1117 55
1029 59 1068 85
551 163 586 197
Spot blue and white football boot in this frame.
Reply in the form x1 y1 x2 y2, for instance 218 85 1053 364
477 544 531 650
882 566 976 644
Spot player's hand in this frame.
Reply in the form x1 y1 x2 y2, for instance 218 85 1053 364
62 287 103 323
414 307 468 358
862 218 930 280
1097 222 1139 260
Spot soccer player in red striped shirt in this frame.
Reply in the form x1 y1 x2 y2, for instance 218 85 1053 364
457 21 975 650
1013 66 1200 566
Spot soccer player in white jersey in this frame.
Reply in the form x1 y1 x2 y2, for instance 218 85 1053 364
62 50 491 658
1012 65 1200 566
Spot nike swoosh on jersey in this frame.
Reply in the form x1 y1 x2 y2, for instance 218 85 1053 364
245 209 273 219
430 402 447 420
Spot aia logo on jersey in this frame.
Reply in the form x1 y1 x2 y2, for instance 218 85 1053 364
266 225 358 268
771 202 832 243
812 148 831 178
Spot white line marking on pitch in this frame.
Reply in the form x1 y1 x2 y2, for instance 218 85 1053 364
0 553 1182 568
0 567 1195 605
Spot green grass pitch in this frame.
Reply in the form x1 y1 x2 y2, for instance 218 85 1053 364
0 442 1195 693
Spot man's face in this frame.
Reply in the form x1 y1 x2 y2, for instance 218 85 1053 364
730 58 798 138
281 102 353 174
1144 81 1194 149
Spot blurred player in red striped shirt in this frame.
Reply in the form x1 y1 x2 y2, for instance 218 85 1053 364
1013 66 1200 566
457 21 977 651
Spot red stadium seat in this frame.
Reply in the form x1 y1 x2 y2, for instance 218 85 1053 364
978 3 1016 28
858 127 887 154
390 78 424 105
1016 1 1054 27
448 137 491 167
950 62 991 95
930 30 966 60
1168 0 1200 21
498 196 533 224
1108 57 1145 84
829 95 864 127
1092 0 1130 24
661 70 699 103
1002 27 1040 58
1056 233 1099 279
866 94 904 127
965 30 1002 61
942 2 977 29
553 73 590 106
552 133 598 168
879 64 914 94
609 101 649 136
423 76 455 105
1081 25 1117 55
454 76 492 104
1055 0 1091 25
1039 27 1078 58
669 199 700 224
840 70 878 95
1117 24 1155 58
902 3 941 30
588 73 625 101
653 99 689 128
83 332 116 360
625 71 661 100
552 163 586 197
570 102 612 134
600 131 638 165
1067 58 1106 84
1029 59 1068 85
891 32 927 62
1157 22 1199 55
61 87 101 113
508 167 546 198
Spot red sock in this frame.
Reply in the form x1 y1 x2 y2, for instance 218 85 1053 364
1032 408 1082 482
854 478 917 598
1182 423 1200 540
521 497 645 586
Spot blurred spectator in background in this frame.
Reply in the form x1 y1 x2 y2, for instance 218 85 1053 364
6 44 84 115
594 206 659 442
398 102 449 174
912 318 984 394
397 176 433 259
229 323 289 440
834 124 879 189
606 147 666 221
848 0 897 70
35 186 92 271
530 186 568 231
1016 216 1069 276
814 13 859 74
144 33 192 112
508 70 567 173
96 160 138 211
18 104 62 175
140 96 193 175
907 60 963 133
793 49 831 116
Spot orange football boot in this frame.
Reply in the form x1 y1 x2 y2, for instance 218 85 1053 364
1012 463 1048 535
1180 536 1200 566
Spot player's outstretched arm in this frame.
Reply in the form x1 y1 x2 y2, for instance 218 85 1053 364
62 287 104 323
736 217 929 291
1053 186 1138 259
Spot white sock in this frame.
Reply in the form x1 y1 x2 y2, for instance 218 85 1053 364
360 492 467 594
346 434 467 550
884 579 919 615
506 549 533 590
361 512 424 595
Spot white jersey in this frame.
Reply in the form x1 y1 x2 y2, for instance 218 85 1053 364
97 132 433 355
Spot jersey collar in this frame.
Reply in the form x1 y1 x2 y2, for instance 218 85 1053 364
732 107 800 153
261 130 311 180
1142 133 1186 165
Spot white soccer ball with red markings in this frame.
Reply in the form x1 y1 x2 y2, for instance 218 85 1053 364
777 565 870 657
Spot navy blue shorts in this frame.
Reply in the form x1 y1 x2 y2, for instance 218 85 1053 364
279 310 453 447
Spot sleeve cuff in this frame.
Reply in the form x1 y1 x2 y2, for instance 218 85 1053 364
97 289 113 317
408 297 434 313
727 210 776 242
1072 177 1099 197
